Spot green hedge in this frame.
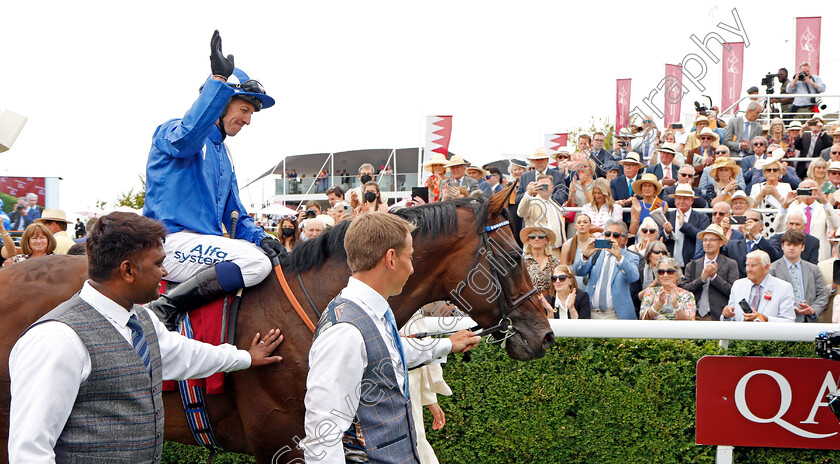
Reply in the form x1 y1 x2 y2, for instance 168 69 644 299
164 339 840 463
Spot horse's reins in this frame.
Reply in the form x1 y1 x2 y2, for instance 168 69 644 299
272 257 317 333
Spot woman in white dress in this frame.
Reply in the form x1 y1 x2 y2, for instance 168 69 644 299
580 178 622 237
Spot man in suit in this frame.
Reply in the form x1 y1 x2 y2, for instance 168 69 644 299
770 210 821 265
796 119 835 178
769 229 829 322
485 167 505 195
664 165 707 209
662 184 710 268
466 165 492 196
723 101 763 155
610 152 645 223
780 180 840 261
721 250 796 322
725 209 783 278
684 115 719 153
515 148 564 203
573 220 640 320
590 131 618 178
646 144 680 190
681 224 739 320
442 155 478 193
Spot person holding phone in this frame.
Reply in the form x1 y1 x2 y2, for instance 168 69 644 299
779 179 840 261
573 220 640 320
640 257 696 320
721 250 795 322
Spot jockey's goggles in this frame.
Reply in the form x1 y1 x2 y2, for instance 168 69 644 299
228 79 266 95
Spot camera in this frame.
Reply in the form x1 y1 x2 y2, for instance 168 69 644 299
305 210 317 219
798 71 808 80
815 331 840 421
761 72 778 94
15 204 24 212
694 101 708 116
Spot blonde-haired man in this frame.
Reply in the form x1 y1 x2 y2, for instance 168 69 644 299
300 212 480 463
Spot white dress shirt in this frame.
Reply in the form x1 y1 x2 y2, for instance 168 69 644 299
8 281 252 464
300 277 452 463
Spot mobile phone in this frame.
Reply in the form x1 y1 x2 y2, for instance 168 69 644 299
672 123 683 129
833 260 840 285
738 299 753 314
537 184 549 192
411 186 429 204
797 188 813 196
730 216 746 225
594 239 612 249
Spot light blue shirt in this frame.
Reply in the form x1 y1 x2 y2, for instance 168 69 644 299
786 74 826 106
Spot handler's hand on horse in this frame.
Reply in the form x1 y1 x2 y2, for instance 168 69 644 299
449 329 481 354
260 236 285 258
210 30 234 79
248 329 284 367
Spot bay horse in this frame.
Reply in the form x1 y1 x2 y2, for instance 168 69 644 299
0 186 553 463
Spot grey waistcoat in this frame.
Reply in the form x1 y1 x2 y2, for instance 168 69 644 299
314 296 419 464
26 294 165 463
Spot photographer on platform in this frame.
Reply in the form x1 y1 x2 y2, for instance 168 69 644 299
786 62 826 115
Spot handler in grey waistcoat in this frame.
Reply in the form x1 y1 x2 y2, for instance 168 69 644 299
300 212 480 464
8 212 285 464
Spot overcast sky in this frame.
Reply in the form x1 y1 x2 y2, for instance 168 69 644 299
1 1 837 212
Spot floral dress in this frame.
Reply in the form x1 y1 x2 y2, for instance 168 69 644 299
524 253 562 295
425 175 443 202
640 286 696 320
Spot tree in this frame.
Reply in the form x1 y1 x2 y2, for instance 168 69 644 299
569 116 616 151
114 174 146 209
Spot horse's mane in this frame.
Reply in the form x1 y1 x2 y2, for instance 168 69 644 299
278 190 509 274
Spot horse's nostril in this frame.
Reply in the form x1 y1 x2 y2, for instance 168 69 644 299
542 331 555 349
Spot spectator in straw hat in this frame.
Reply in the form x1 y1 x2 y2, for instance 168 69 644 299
664 165 707 209
466 165 492 196
645 143 680 188
423 153 449 202
553 147 573 178
684 115 719 153
703 157 741 207
441 155 478 193
34 208 76 255
628 173 664 236
681 224 739 320
685 127 720 186
663 184 710 267
825 161 840 202
611 152 646 206
516 148 564 203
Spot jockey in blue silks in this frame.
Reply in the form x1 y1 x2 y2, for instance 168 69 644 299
144 30 284 330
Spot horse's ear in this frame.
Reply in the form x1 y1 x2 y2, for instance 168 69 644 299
488 180 517 216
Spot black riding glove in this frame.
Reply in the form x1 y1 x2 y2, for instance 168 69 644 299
260 236 285 259
210 30 234 79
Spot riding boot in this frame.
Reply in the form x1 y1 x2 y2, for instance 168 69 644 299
147 265 229 331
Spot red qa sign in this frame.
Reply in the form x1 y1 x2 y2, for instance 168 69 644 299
697 356 840 450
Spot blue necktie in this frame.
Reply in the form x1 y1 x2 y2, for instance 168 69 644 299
127 314 152 376
383 307 409 398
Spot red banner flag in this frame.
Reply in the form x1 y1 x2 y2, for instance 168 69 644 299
422 116 453 181
721 42 744 112
796 17 821 73
544 133 568 154
615 79 631 132
663 64 683 127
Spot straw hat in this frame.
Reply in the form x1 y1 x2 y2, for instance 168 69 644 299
466 165 486 177
669 183 696 198
693 114 710 126
444 155 469 168
697 127 720 142
658 143 678 156
632 173 663 197
697 224 728 245
618 152 646 166
519 225 557 246
423 153 449 172
828 161 840 172
788 121 803 130
527 147 551 161
552 146 572 159
727 190 756 208
833 127 840 137
34 208 73 224
617 127 636 139
709 157 741 180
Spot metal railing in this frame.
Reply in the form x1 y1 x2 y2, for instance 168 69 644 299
720 93 840 124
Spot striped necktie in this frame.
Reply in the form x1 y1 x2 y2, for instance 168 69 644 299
126 314 152 376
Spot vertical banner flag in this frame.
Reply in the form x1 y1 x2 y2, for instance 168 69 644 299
422 115 453 182
544 133 568 154
615 79 631 133
796 17 821 73
721 42 744 112
663 64 683 127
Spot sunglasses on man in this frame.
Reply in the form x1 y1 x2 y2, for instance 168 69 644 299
603 231 625 238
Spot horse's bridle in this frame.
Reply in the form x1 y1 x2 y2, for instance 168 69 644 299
458 199 540 345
